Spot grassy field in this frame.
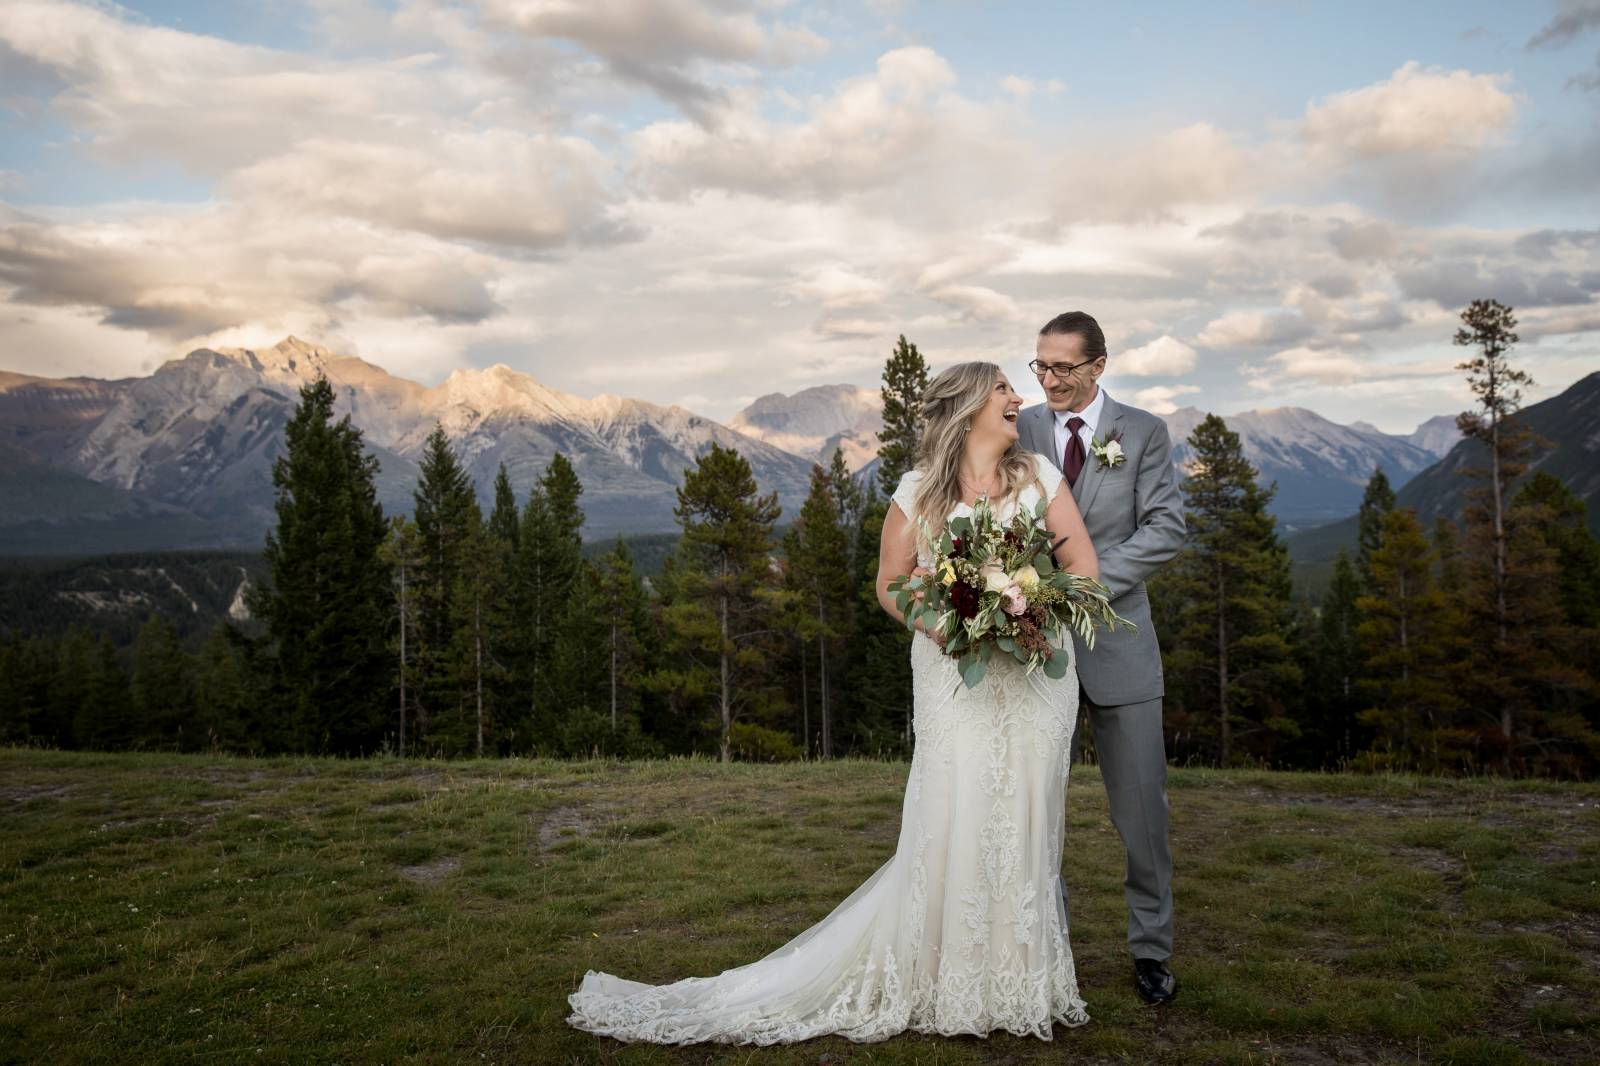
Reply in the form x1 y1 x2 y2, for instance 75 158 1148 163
1 748 1597 1065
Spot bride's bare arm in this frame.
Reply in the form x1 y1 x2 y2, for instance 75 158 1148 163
1045 483 1099 583
876 502 943 643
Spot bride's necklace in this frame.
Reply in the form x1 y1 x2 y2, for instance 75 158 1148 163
959 470 1000 500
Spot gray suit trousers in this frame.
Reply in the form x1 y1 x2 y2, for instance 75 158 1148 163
1061 690 1175 961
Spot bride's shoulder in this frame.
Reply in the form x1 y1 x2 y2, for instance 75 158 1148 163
890 467 924 511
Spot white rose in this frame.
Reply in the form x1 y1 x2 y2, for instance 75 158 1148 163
1010 564 1039 589
981 557 1010 592
1103 439 1124 463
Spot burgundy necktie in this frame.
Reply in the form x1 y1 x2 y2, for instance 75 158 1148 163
1063 416 1086 487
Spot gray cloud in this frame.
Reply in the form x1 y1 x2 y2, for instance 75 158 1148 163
481 0 826 125
1395 260 1597 309
1527 0 1600 49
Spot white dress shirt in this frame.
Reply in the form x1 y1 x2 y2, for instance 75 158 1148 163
1052 385 1107 468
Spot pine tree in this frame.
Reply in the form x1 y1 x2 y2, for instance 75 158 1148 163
73 634 133 751
0 637 51 745
410 423 478 751
378 515 424 756
1497 474 1600 775
47 626 95 749
248 373 393 755
552 541 659 756
877 335 929 498
663 442 782 762
1354 509 1464 770
846 485 915 756
131 614 194 750
488 461 520 549
1356 468 1396 592
1510 472 1600 630
509 454 585 747
193 623 252 752
1452 298 1539 757
448 507 512 757
783 464 853 757
1164 414 1301 765
1310 550 1364 766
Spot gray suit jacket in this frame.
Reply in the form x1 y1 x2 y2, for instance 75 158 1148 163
1019 393 1185 706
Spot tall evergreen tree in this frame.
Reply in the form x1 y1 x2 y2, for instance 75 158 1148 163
1511 472 1600 630
410 423 478 750
130 614 195 749
73 634 133 751
1354 509 1464 770
1309 550 1364 766
509 453 585 747
1163 415 1301 765
378 515 424 756
842 485 913 757
876 335 929 498
488 461 521 549
247 373 393 755
1356 468 1396 592
1491 474 1600 775
47 626 95 749
662 442 782 762
553 540 658 756
193 623 252 752
446 506 509 757
1452 298 1538 757
783 464 853 757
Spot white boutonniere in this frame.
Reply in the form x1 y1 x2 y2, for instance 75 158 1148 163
1090 428 1126 470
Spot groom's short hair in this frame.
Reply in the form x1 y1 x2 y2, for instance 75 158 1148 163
1039 312 1108 362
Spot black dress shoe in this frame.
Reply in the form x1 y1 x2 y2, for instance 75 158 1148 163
1134 958 1177 1005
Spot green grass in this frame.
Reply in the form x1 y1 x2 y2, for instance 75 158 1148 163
2 748 1598 1065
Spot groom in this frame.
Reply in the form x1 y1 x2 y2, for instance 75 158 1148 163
1018 311 1186 1006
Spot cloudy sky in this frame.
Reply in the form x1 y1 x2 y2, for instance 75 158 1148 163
2 0 1598 432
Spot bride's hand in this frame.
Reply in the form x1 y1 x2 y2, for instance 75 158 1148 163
906 566 947 648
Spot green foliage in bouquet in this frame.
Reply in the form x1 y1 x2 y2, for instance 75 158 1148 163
888 494 1134 689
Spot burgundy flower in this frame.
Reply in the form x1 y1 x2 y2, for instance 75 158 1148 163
950 535 966 558
950 579 981 620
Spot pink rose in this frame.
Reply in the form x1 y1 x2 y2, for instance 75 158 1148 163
1002 584 1027 616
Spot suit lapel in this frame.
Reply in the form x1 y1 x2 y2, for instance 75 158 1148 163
1071 393 1123 514
1027 404 1061 471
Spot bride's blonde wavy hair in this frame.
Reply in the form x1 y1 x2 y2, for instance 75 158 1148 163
909 361 1043 539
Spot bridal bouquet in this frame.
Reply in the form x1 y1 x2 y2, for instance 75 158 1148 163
888 494 1135 689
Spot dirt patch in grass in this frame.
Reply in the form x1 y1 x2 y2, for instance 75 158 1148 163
538 806 600 851
0 782 77 803
397 856 460 883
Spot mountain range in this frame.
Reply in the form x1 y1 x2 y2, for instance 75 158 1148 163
0 337 817 551
11 336 1592 560
1160 405 1447 531
1287 369 1600 588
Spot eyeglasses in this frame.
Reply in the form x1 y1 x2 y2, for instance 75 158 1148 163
1028 357 1100 381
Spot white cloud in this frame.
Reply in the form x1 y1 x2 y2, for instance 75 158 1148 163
1195 311 1313 349
999 74 1063 100
480 0 827 120
1265 346 1365 385
1115 335 1196 376
1298 61 1518 163
631 45 971 200
1131 384 1200 415
224 131 626 251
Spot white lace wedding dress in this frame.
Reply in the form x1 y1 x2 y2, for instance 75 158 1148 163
567 453 1090 1044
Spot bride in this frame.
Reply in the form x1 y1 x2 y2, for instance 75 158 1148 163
566 361 1100 1044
